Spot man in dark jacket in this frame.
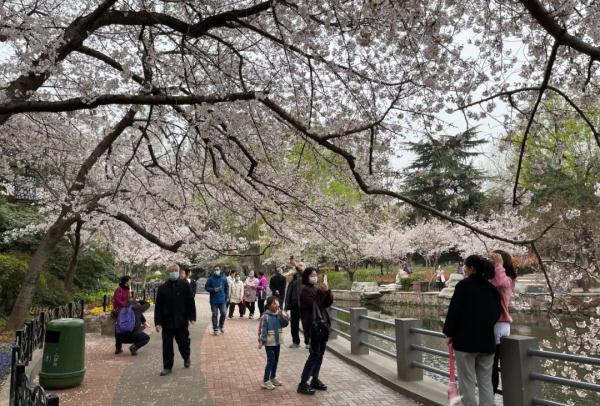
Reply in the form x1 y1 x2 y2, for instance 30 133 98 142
115 299 151 355
269 268 287 306
155 264 196 376
284 272 301 348
443 255 501 406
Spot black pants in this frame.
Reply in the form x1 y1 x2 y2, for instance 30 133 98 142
116 331 150 351
228 301 245 318
257 299 265 316
300 338 326 383
289 304 301 345
246 301 256 317
492 344 501 393
162 326 190 370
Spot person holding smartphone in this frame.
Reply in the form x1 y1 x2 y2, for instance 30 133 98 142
297 267 333 395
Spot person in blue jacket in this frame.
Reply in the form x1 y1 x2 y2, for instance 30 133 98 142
205 267 229 335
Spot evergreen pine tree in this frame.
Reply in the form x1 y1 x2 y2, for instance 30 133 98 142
403 129 485 216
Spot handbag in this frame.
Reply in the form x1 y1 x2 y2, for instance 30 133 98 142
448 343 461 405
310 302 330 342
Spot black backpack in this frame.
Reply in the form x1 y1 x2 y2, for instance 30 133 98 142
310 302 330 342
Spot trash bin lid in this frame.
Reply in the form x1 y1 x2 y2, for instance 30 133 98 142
47 318 84 329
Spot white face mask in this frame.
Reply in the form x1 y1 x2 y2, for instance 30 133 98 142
309 276 318 285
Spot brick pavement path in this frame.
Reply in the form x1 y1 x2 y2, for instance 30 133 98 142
198 295 420 406
49 295 421 405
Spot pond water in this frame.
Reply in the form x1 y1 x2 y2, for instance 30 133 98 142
333 300 600 406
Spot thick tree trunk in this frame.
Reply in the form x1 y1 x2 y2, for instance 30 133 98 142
7 216 77 330
65 220 84 291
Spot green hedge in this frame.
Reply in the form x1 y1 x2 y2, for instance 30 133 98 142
0 254 27 314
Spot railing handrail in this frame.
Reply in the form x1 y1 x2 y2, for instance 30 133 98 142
359 314 395 327
410 344 449 358
330 305 350 315
409 327 446 338
530 372 600 393
529 349 600 366
359 327 396 343
411 361 450 378
360 340 396 359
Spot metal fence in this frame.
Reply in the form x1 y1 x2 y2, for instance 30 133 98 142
10 300 84 406
328 305 600 406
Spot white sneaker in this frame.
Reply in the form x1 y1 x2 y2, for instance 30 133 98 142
271 377 282 386
261 381 275 390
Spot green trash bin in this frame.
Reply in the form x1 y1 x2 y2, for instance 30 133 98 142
39 318 86 389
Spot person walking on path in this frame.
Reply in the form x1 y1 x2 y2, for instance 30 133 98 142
443 255 501 406
490 250 516 394
154 264 196 376
257 271 268 316
115 299 151 356
228 271 245 319
205 268 229 334
269 267 287 307
258 296 290 390
284 272 301 348
182 269 197 295
244 271 259 319
297 267 333 395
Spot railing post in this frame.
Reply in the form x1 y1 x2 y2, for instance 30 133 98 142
47 393 60 406
102 295 108 312
500 335 541 406
350 307 368 355
80 300 85 318
39 312 45 349
14 364 25 406
9 346 18 406
328 308 338 339
395 318 423 381
68 302 73 318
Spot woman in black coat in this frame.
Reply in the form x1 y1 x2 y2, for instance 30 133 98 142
297 267 333 395
443 255 501 406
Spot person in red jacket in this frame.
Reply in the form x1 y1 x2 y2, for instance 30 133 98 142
113 276 132 311
112 275 131 354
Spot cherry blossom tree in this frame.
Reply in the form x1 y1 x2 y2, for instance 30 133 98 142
406 218 456 268
0 0 598 336
364 219 411 273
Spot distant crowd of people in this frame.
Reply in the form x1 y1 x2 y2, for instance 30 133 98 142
110 251 515 403
110 256 334 395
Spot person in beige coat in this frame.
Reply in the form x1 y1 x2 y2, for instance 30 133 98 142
228 271 245 318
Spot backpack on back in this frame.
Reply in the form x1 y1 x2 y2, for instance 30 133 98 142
115 306 135 334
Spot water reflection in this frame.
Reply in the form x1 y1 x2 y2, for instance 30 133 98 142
333 300 599 406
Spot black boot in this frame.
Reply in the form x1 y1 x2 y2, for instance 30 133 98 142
297 382 316 395
310 378 327 391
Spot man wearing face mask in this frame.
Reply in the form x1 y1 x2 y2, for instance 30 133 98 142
205 267 229 335
154 264 196 376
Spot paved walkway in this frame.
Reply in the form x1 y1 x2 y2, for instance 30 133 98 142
51 295 420 406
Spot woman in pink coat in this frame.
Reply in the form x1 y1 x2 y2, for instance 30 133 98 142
257 271 268 316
